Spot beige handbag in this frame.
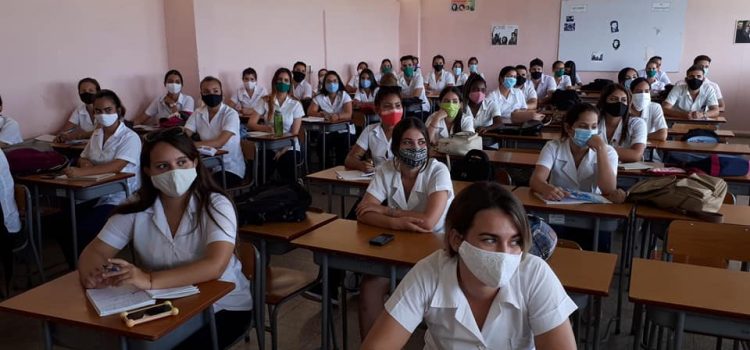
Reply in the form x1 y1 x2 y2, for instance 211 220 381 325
436 131 483 156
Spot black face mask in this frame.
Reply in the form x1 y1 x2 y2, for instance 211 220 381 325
515 76 527 87
433 64 443 71
604 102 628 117
79 92 96 105
201 94 223 108
530 71 543 80
686 78 704 90
292 71 306 83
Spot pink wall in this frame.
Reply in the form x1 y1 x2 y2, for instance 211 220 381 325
417 0 750 132
0 0 168 138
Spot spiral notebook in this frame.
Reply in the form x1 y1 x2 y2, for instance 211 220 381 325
86 285 199 317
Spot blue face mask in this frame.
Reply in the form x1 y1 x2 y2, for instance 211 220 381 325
469 64 478 73
703 67 709 77
325 82 339 93
503 77 517 89
624 78 634 89
454 67 462 76
360 79 372 89
572 128 597 147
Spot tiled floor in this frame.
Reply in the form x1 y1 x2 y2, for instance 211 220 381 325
0 184 746 349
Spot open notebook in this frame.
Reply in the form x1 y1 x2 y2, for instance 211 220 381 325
86 285 199 317
56 173 115 181
335 170 374 181
534 190 612 205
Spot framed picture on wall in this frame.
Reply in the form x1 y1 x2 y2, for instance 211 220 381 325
491 25 518 46
451 0 475 12
735 20 750 43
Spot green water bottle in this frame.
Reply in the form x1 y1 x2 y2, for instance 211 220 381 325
273 110 283 136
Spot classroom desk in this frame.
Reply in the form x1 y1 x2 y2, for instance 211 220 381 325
15 172 134 267
548 248 618 350
246 132 298 184
51 140 88 151
0 272 234 350
665 115 727 128
668 126 735 139
617 162 750 197
629 258 750 350
483 131 559 149
291 219 443 350
301 117 352 171
435 149 539 170
237 211 337 350
647 140 750 156
635 203 750 227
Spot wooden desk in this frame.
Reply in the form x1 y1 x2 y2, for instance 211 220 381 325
484 131 559 149
635 204 750 226
51 140 88 151
629 258 750 349
15 173 134 267
665 116 727 126
246 132 298 184
291 219 442 350
0 272 234 350
201 149 228 188
668 127 734 139
301 118 352 171
436 149 539 168
647 140 750 156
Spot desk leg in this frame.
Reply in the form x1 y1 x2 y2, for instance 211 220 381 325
262 142 267 185
673 312 685 350
258 240 267 350
119 336 129 350
32 185 44 273
322 125 327 170
340 195 345 218
593 296 602 350
327 184 334 214
631 303 643 345
389 266 396 293
68 189 78 267
616 212 634 335
205 307 219 350
592 218 600 252
321 254 330 350
219 157 227 189
291 139 298 181
304 127 310 173
43 320 52 350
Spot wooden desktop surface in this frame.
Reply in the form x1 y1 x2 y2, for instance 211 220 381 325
0 272 234 341
246 133 298 142
665 116 727 124
635 204 750 226
647 140 750 155
512 187 633 218
238 212 337 241
15 172 134 190
305 165 475 193
483 150 540 167
547 247 617 296
629 258 750 320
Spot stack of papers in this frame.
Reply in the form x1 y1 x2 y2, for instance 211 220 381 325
535 191 612 205
35 134 57 142
86 284 200 317
56 173 115 181
146 285 200 299
619 162 654 171
197 146 217 156
301 117 325 123
335 170 374 181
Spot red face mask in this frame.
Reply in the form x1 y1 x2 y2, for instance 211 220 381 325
380 109 403 126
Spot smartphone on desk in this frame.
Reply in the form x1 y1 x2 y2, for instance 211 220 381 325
369 233 394 246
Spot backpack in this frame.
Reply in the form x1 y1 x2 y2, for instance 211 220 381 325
550 90 581 111
4 148 69 176
449 149 493 181
685 154 750 177
235 182 312 225
626 173 727 222
528 214 557 260
681 129 719 143
580 79 613 92
494 120 544 136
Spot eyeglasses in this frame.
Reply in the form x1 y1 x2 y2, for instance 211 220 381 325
144 127 185 143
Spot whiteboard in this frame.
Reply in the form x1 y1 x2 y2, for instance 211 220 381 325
558 0 687 72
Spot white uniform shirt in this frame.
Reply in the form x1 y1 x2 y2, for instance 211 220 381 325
704 78 723 100
426 70 456 92
0 151 20 233
533 75 557 99
185 103 245 179
520 80 538 102
313 92 354 134
454 73 469 86
97 193 252 312
68 104 96 132
554 75 573 90
0 116 22 145
537 139 619 194
144 93 195 126
366 159 454 233
598 117 647 149
631 103 667 134
80 122 141 206
385 251 577 350
488 88 528 122
463 100 502 129
355 123 393 167
347 76 360 89
664 82 719 113
293 81 313 100
230 86 268 111
425 113 475 140
354 88 378 103
398 74 431 112
252 96 305 151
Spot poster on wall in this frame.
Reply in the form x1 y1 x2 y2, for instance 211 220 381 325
736 20 750 43
491 25 518 46
451 0 475 12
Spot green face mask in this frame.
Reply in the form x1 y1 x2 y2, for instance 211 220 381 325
554 69 565 77
404 66 415 77
439 102 460 119
276 82 291 93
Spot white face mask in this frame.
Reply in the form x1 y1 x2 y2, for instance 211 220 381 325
151 167 197 198
95 113 118 127
632 92 651 112
458 241 521 288
166 83 182 94
245 81 256 90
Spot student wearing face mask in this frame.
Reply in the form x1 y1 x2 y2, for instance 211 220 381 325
345 89 400 173
462 75 502 149
135 70 195 126
487 66 544 124
693 55 725 111
466 57 484 78
248 68 304 182
451 60 469 88
362 182 577 350
639 61 665 92
564 61 582 87
308 71 354 166
596 84 647 163
374 59 393 84
425 54 456 94
353 68 379 105
638 56 671 86
662 65 720 120
77 129 251 350
355 117 454 339
228 67 267 118
529 58 557 103
628 78 667 141
56 90 142 269
515 65 538 110
0 95 22 147
315 68 328 94
346 61 369 94
397 55 431 115
552 61 573 91
55 77 102 143
291 61 313 101
426 87 473 144
184 76 245 188
617 67 639 90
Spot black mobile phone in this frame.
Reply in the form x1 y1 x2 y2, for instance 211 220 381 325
369 233 394 246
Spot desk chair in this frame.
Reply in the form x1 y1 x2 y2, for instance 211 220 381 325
2 185 44 297
638 221 750 350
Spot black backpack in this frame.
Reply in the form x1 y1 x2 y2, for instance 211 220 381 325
450 149 493 181
550 90 581 111
235 182 311 225
495 120 544 136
